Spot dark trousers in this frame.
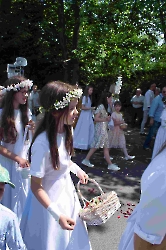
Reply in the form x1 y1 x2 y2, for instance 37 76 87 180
131 107 143 127
143 121 161 149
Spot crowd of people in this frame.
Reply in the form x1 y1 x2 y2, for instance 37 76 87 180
0 76 166 250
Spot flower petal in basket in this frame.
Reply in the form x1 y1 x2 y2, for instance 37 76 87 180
77 178 121 226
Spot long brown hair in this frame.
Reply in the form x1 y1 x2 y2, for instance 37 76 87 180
1 76 29 143
83 85 93 103
29 81 78 170
97 92 112 112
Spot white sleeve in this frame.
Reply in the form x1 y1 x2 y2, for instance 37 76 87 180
134 171 166 245
30 141 48 178
70 162 82 175
82 96 86 105
130 96 134 103
111 112 116 119
146 91 151 108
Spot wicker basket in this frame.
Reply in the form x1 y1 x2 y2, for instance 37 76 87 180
120 123 128 130
77 178 121 225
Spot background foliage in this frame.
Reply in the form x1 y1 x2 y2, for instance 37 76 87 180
0 0 166 104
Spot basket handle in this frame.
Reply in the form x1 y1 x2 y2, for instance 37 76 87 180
77 178 104 205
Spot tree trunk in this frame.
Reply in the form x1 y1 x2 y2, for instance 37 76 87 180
158 0 166 43
71 0 81 85
57 0 68 82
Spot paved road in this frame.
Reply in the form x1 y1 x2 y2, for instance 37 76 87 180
72 127 153 250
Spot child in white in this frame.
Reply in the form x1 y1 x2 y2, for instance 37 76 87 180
0 76 34 223
74 85 94 149
152 107 166 160
20 81 91 250
0 165 27 250
108 101 135 160
82 92 120 171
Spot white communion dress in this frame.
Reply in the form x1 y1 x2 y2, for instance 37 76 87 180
119 147 166 249
20 132 92 250
152 108 166 160
0 109 31 223
73 96 94 150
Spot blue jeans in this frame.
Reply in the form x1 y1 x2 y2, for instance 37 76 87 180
143 121 161 148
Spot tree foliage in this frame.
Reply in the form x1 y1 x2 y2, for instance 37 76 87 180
0 0 165 94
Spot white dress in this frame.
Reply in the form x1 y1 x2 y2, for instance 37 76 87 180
20 132 92 250
119 147 166 249
73 96 94 150
152 108 166 160
0 109 31 223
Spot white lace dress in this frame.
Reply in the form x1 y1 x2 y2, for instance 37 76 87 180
20 132 92 250
0 109 31 223
91 104 109 148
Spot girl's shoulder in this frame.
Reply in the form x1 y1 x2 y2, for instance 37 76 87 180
33 132 49 148
111 111 116 117
95 104 104 114
98 104 104 109
82 95 87 104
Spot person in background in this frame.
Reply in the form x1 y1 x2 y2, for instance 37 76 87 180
29 85 40 121
130 89 144 128
108 100 135 161
143 86 166 150
108 92 114 115
140 83 156 135
82 92 120 171
0 76 35 223
73 85 95 150
155 87 161 97
0 86 5 108
0 164 27 250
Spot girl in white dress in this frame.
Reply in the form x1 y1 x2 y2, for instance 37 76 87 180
20 81 92 250
108 101 135 161
119 145 166 250
152 108 166 160
0 76 34 223
82 92 120 171
74 85 94 150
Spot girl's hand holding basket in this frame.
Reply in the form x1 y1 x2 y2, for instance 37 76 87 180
59 215 76 230
120 122 128 130
77 170 89 184
77 178 121 225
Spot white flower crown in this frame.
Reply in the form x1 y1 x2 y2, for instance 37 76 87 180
54 88 83 110
1 79 33 94
39 88 83 113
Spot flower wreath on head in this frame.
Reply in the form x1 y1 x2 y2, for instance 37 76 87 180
1 79 33 94
39 88 83 113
